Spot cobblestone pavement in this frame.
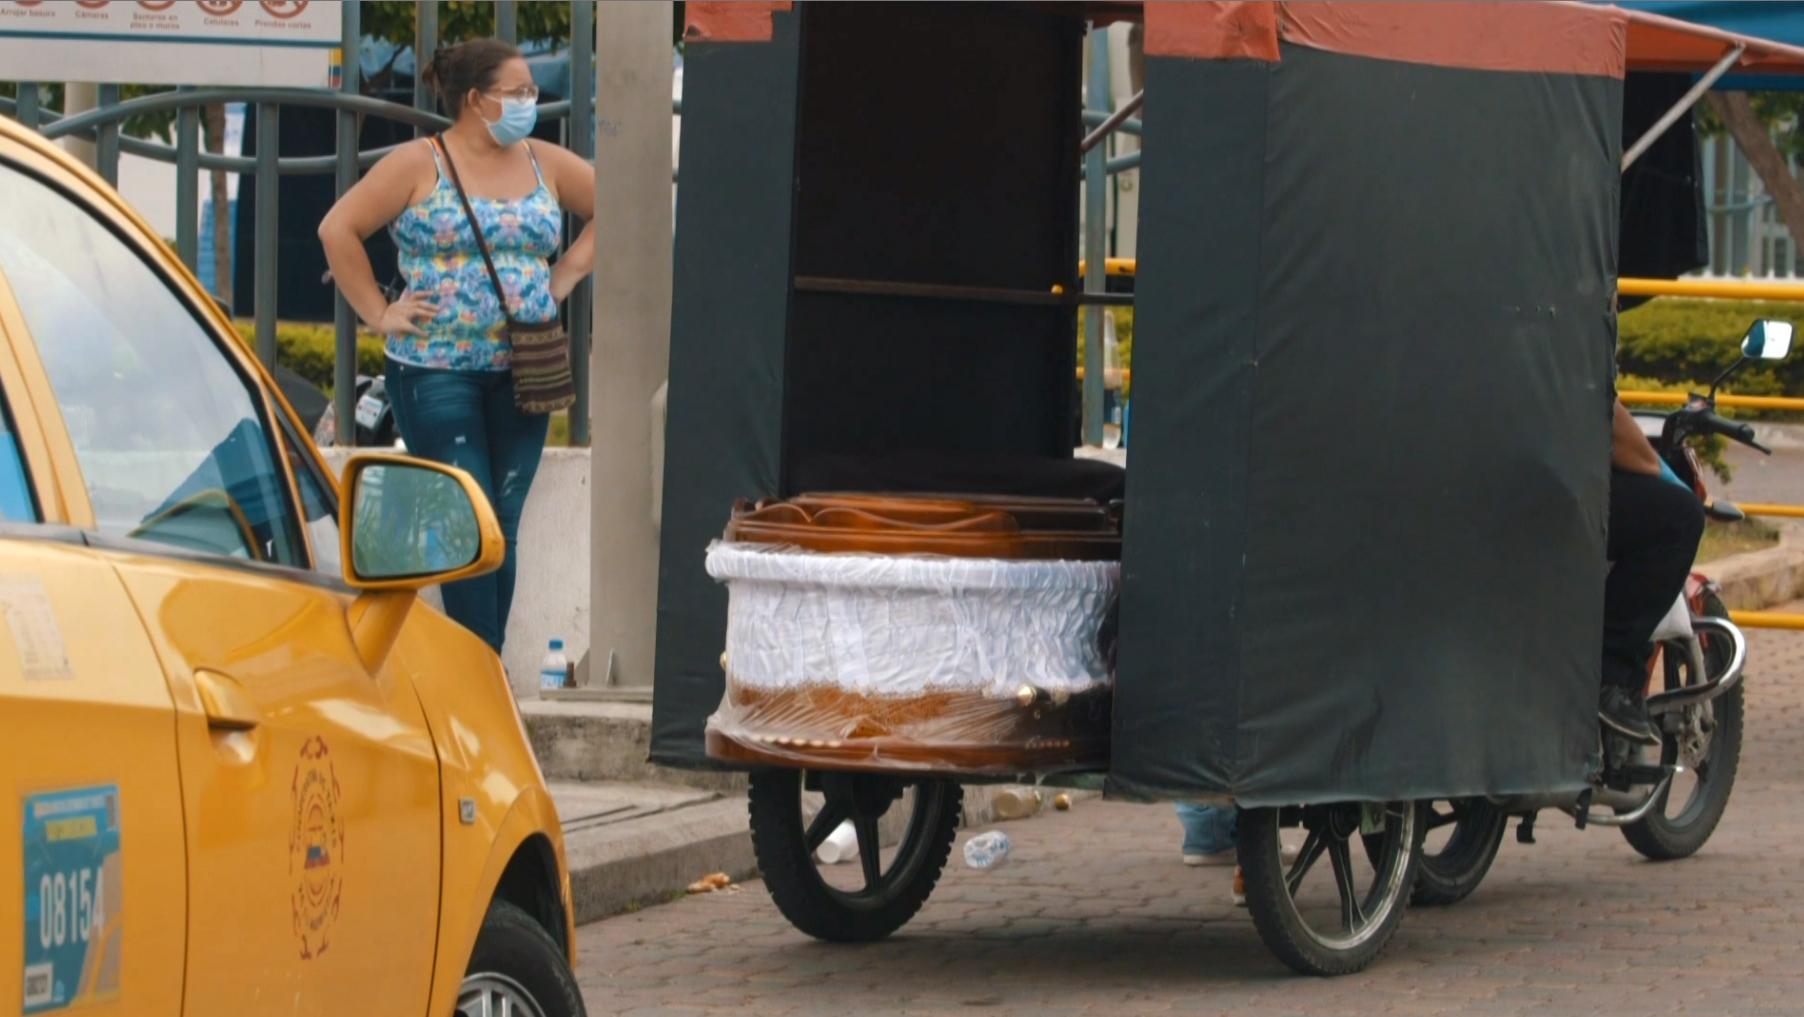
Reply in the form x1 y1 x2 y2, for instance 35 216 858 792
575 619 1804 1016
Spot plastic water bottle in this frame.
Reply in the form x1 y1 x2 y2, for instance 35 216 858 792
539 638 569 693
963 830 1012 871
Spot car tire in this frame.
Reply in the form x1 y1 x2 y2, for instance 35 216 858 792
457 899 586 1017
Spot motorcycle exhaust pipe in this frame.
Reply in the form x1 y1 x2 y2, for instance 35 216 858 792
1488 774 1677 823
1647 616 1747 716
1573 769 1679 827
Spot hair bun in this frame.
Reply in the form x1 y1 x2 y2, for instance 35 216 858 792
419 38 520 118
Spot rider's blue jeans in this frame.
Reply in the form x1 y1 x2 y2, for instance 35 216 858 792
1176 803 1237 855
386 358 549 653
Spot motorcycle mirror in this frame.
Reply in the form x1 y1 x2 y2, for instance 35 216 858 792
1741 319 1793 361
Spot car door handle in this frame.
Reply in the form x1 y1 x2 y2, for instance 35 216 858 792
194 669 259 731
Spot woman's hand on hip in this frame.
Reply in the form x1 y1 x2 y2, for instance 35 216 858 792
549 262 580 303
370 291 439 336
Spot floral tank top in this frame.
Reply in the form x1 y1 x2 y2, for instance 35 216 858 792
386 139 562 372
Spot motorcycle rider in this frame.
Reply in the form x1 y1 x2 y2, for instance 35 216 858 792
1601 396 1706 743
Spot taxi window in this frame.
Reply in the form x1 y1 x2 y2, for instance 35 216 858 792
277 414 342 576
0 389 38 523
0 163 302 566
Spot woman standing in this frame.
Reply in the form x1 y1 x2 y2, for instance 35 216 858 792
320 38 595 652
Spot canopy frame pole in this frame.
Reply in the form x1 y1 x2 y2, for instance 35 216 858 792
1082 29 1112 448
1081 89 1143 155
1622 44 1744 173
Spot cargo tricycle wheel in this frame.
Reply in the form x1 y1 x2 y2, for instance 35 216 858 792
1239 801 1424 976
747 768 961 942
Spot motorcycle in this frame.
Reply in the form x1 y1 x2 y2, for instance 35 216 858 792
1404 318 1790 905
311 373 404 449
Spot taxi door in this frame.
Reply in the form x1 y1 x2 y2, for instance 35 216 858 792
0 338 187 1016
0 148 442 1016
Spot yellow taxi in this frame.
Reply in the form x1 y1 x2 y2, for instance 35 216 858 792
0 118 582 1016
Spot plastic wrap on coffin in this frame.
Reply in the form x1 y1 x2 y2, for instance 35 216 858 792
703 495 1121 776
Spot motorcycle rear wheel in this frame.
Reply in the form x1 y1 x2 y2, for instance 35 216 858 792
1621 591 1743 861
1395 798 1507 906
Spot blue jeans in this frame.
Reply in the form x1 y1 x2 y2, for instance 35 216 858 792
1176 804 1237 855
386 359 549 652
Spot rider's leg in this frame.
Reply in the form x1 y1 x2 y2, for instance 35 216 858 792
1601 469 1706 740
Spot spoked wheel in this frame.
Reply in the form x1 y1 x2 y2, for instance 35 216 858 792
1622 591 1743 860
1240 801 1425 976
1395 798 1507 906
747 767 962 942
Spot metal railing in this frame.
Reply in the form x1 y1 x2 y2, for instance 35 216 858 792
0 0 600 444
1613 277 1804 630
4 8 1149 447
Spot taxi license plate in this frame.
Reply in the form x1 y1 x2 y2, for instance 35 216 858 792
22 785 121 1014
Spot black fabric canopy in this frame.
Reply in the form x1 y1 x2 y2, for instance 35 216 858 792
1106 42 1618 805
656 3 1623 808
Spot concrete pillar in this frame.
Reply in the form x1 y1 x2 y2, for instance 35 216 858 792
589 1 673 689
62 82 98 168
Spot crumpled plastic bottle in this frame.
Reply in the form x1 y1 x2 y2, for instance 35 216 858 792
962 830 1012 870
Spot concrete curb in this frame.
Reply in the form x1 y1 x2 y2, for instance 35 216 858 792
566 797 758 921
1706 521 1804 611
523 699 746 793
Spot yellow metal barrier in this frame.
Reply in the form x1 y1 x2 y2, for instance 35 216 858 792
1733 503 1804 519
1620 276 1804 302
1618 390 1804 412
1730 611 1804 631
1076 257 1138 279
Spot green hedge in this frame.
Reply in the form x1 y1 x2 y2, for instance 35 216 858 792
229 319 386 391
1619 297 1804 398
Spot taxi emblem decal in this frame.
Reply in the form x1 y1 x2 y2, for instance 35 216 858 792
289 736 344 961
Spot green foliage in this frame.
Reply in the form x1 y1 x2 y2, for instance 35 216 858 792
1075 305 1135 395
230 319 385 389
1696 92 1804 160
1617 297 1804 399
2 82 180 142
363 1 573 49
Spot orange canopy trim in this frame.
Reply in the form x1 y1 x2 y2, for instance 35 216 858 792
684 2 792 44
1145 2 1279 63
1147 2 1627 76
1144 2 1804 79
1622 6 1804 75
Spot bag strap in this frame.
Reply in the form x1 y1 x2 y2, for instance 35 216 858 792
431 134 516 328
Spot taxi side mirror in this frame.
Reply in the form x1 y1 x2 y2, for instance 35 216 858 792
337 454 505 671
339 454 504 590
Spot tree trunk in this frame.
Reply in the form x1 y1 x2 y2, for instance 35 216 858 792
1707 91 1804 256
201 104 232 306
